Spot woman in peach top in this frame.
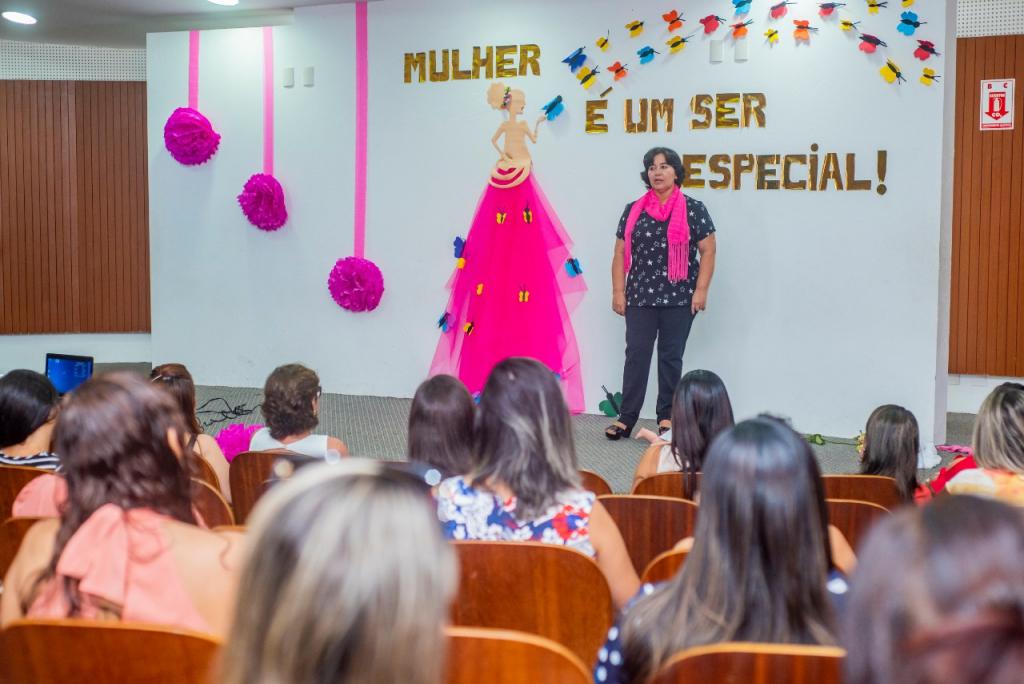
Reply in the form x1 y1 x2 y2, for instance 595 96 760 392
1 373 244 637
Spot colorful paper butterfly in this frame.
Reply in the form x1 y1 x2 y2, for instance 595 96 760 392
577 66 599 89
437 312 451 332
596 32 610 52
463 321 475 335
496 210 507 224
700 15 726 34
453 236 465 258
637 46 659 64
608 61 629 80
880 59 906 84
522 206 533 223
666 33 697 53
733 0 753 16
897 11 925 36
770 1 796 19
858 33 887 52
913 40 940 60
663 10 684 32
902 0 914 6
731 19 754 38
867 1 888 15
626 20 645 37
598 386 623 417
819 3 845 17
565 258 583 278
542 95 564 121
562 48 586 72
840 19 861 31
793 19 818 41
920 67 940 86
518 287 530 303
765 28 780 44
475 283 484 296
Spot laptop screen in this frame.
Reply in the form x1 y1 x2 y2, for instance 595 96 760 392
45 353 94 395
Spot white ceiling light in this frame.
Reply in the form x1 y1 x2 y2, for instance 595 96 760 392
207 0 240 6
2 11 37 24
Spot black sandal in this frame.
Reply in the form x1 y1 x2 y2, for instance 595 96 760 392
605 421 632 441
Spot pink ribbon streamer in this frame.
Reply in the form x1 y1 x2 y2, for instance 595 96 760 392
353 1 368 258
263 27 275 176
187 30 200 109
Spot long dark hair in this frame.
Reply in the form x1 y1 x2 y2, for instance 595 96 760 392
620 418 836 681
669 370 734 499
407 375 476 478
150 363 203 438
22 373 196 615
0 369 59 450
472 357 580 519
844 495 1024 684
860 404 919 502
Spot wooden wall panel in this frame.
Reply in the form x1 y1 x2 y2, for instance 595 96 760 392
0 80 149 334
950 36 1024 376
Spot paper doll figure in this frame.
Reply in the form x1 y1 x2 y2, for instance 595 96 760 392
430 83 587 412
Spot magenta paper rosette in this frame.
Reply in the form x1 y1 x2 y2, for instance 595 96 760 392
238 173 288 231
215 422 265 463
328 256 384 312
164 107 221 166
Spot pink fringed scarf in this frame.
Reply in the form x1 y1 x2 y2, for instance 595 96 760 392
623 188 690 283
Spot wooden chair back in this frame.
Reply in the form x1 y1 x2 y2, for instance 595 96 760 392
451 540 613 666
185 455 221 493
0 464 46 518
826 498 890 552
641 548 689 584
445 626 590 684
579 469 613 496
228 450 287 523
650 642 845 684
0 618 221 684
631 472 701 500
0 516 43 577
190 478 235 528
598 495 698 575
821 474 902 510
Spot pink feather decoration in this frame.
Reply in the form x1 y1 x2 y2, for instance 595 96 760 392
215 422 265 463
164 107 221 166
238 173 288 231
328 256 385 312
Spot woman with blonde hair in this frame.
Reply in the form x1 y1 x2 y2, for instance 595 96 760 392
221 460 456 684
943 382 1024 504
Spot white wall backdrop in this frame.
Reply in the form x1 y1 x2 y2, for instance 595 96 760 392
147 0 952 440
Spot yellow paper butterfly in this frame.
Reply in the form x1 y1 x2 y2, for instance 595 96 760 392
577 66 599 89
902 0 913 6
666 35 692 52
626 20 644 37
456 257 466 269
880 59 906 84
496 210 507 224
596 32 610 51
518 288 530 303
523 206 533 223
475 283 484 296
765 28 780 44
840 19 860 31
463 322 475 335
920 67 940 86
867 1 888 15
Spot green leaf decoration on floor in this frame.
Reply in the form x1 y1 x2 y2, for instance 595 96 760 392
599 385 622 417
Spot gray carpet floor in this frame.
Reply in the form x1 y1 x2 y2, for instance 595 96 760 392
191 384 975 494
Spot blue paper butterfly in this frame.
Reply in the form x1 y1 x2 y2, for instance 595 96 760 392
897 11 925 36
637 46 659 64
565 258 583 277
437 312 451 332
542 95 564 121
562 47 586 72
453 236 465 258
732 0 752 15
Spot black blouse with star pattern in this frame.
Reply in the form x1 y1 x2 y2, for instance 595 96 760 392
615 196 716 308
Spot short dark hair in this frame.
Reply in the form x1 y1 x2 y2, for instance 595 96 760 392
0 369 59 449
407 375 476 478
261 364 321 441
641 147 685 189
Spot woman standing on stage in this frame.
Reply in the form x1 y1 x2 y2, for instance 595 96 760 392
606 148 717 440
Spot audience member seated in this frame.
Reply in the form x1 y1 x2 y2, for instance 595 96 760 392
0 370 61 471
596 418 842 684
631 369 734 497
943 382 1024 504
220 460 455 684
151 363 231 501
436 357 640 608
843 495 1024 684
0 373 244 637
407 374 476 480
249 364 348 458
859 404 920 503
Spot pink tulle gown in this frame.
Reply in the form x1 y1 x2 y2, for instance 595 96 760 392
430 165 587 413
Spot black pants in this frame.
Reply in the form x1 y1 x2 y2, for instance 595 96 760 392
618 306 696 429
